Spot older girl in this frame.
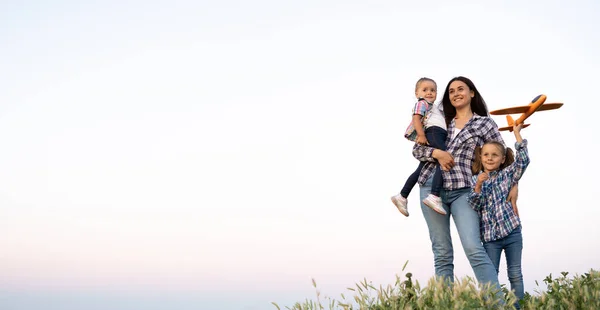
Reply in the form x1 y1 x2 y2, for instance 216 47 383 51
469 123 529 308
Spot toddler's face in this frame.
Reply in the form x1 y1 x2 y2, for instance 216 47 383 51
415 81 437 103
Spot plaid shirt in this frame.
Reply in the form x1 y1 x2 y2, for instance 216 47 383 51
404 99 432 141
413 98 431 117
468 140 530 242
413 114 505 189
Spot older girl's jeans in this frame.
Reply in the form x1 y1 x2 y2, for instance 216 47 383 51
419 176 501 291
484 226 524 308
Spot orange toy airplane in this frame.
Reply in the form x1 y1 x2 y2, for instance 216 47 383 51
489 94 563 131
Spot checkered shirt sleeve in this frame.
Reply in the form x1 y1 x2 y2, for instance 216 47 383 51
413 115 505 189
412 98 430 117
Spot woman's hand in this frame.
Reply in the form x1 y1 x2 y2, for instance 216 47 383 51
432 150 455 171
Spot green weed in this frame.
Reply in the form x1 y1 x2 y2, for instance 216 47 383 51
273 264 600 310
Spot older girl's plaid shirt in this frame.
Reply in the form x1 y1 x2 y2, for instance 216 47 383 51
468 140 529 242
412 114 505 190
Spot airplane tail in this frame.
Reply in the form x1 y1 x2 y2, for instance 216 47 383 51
498 115 530 131
506 115 514 132
499 115 515 132
507 115 514 126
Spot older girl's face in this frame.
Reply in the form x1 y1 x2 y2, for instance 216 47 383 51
448 80 474 109
481 143 505 173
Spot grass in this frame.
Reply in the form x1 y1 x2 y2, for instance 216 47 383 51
272 262 600 309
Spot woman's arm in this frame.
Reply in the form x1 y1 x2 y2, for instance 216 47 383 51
412 143 435 162
412 145 455 171
434 149 455 171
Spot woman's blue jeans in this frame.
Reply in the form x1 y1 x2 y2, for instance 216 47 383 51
419 176 501 291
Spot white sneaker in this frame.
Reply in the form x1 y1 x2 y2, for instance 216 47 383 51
391 194 409 217
423 194 446 215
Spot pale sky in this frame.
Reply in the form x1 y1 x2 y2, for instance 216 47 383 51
1 0 599 309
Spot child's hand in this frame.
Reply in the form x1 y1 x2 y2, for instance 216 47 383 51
513 123 523 133
416 135 429 145
473 172 488 194
477 172 489 184
512 123 524 143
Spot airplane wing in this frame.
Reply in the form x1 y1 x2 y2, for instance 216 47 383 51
499 124 531 131
490 105 531 115
536 103 563 111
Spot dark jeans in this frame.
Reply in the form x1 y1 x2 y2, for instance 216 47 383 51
401 126 447 198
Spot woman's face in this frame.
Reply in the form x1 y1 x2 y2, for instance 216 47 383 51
448 80 474 110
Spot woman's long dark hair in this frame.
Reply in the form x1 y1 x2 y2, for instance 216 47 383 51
441 76 489 126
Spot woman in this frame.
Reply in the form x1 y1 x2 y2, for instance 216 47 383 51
412 76 517 291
